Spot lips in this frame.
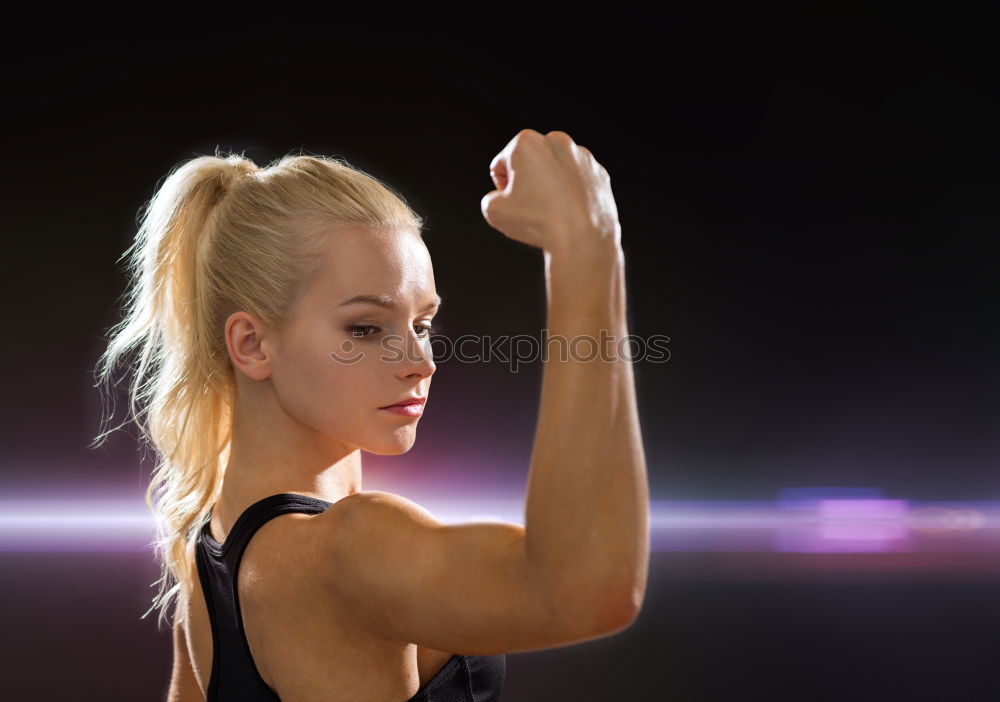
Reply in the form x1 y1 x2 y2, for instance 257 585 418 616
380 396 426 409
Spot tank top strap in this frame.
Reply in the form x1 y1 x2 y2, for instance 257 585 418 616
200 493 333 561
195 493 333 701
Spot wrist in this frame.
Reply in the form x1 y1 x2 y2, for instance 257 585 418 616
544 233 623 278
543 235 624 310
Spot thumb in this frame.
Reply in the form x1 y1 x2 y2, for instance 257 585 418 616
480 189 507 229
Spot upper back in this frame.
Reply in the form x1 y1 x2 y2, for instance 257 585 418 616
179 492 507 702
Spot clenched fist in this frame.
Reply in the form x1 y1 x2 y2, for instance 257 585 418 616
480 129 621 257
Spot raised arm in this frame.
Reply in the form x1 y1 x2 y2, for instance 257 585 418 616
525 237 647 630
481 127 648 629
321 129 648 655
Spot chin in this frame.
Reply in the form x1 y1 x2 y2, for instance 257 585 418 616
363 434 418 456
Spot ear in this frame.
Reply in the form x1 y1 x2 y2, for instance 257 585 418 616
225 311 272 381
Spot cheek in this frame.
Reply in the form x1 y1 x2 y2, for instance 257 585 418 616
272 329 374 430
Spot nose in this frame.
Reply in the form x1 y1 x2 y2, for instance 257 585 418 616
395 328 436 379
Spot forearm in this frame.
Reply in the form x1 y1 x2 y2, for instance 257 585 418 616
524 237 649 629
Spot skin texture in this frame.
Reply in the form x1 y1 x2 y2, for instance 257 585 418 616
480 128 619 255
216 223 440 519
169 129 646 701
169 224 449 702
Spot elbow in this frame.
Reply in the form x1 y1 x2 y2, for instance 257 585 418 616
587 595 640 636
588 580 645 635
545 567 646 637
612 585 645 630
548 582 637 638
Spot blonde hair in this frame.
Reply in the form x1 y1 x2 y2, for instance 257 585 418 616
90 148 424 630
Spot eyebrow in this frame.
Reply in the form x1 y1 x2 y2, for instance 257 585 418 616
337 293 442 312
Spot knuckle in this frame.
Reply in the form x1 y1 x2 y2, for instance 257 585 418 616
545 130 575 148
516 128 544 144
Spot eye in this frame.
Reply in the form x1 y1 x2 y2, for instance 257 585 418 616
347 324 379 338
415 324 441 338
347 323 441 339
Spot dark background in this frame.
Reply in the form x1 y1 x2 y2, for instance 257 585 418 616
1 4 996 700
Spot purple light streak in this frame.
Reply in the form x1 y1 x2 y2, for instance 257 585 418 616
2 491 999 559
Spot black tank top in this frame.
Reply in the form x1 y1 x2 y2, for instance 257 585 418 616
195 492 507 701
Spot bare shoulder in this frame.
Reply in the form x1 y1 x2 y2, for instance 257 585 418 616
306 490 420 545
332 489 458 527
313 488 496 541
320 489 527 571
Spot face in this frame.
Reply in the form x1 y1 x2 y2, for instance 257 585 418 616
268 224 439 455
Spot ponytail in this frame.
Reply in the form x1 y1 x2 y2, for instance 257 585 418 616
91 147 424 629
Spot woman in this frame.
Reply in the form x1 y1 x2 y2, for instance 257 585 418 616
92 128 649 701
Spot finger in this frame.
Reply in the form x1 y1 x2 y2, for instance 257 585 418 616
480 189 508 230
489 129 545 193
488 137 520 191
544 130 579 166
489 153 509 191
493 129 538 175
578 145 602 175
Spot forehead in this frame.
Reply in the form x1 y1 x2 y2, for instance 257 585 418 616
309 224 436 304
